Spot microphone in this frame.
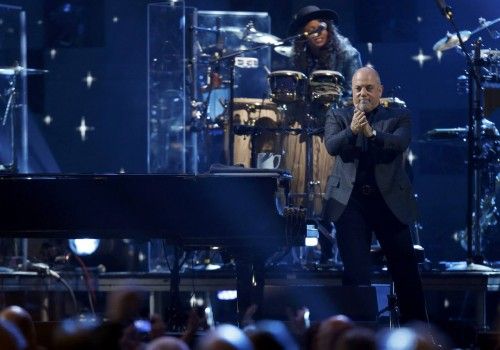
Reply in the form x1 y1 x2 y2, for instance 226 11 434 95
27 262 61 279
27 262 50 273
301 22 327 38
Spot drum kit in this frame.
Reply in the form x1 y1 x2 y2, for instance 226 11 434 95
430 13 499 266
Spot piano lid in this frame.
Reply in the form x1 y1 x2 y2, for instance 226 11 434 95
0 173 304 247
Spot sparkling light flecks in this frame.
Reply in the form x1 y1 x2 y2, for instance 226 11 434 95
407 149 417 166
43 115 52 125
412 48 432 68
76 117 95 141
50 49 57 60
367 42 373 54
83 71 96 89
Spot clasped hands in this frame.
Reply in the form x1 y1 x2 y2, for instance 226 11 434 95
350 108 374 138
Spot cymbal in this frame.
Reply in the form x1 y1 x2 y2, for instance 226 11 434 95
199 45 254 62
0 66 48 75
480 49 500 59
240 21 282 45
220 26 245 39
425 127 467 140
274 46 293 57
433 30 471 51
244 31 282 45
470 17 500 35
192 25 244 39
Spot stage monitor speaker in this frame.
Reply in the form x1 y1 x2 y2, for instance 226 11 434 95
262 285 378 322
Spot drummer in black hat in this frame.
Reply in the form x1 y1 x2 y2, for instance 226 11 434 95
289 5 362 95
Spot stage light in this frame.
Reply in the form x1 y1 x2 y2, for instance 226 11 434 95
205 306 215 327
217 290 237 301
189 294 204 307
303 308 310 328
384 328 417 350
205 263 222 271
68 239 100 256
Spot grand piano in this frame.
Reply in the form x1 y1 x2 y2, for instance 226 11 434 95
0 172 306 323
0 172 305 247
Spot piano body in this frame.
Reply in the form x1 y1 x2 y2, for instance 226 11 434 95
0 172 306 323
0 173 304 247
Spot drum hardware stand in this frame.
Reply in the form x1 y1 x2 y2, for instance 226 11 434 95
436 1 494 270
301 97 337 220
302 112 324 218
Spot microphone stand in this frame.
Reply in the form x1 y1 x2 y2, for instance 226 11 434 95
436 3 492 271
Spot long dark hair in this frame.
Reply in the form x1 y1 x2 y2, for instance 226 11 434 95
292 20 343 73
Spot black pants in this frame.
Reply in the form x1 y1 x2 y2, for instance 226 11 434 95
325 188 427 324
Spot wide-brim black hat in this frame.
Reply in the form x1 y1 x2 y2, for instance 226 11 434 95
288 5 339 35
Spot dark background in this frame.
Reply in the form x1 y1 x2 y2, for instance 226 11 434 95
0 0 498 262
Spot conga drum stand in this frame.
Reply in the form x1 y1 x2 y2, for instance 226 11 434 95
303 115 322 219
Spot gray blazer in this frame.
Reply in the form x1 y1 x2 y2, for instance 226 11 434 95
323 106 417 225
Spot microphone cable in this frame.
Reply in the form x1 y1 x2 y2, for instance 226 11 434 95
27 262 78 316
72 254 97 315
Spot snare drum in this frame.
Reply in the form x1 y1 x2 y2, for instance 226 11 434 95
309 70 344 105
268 70 307 104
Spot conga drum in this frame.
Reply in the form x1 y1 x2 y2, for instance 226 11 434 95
282 126 335 214
230 97 280 167
268 70 308 104
309 70 344 106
